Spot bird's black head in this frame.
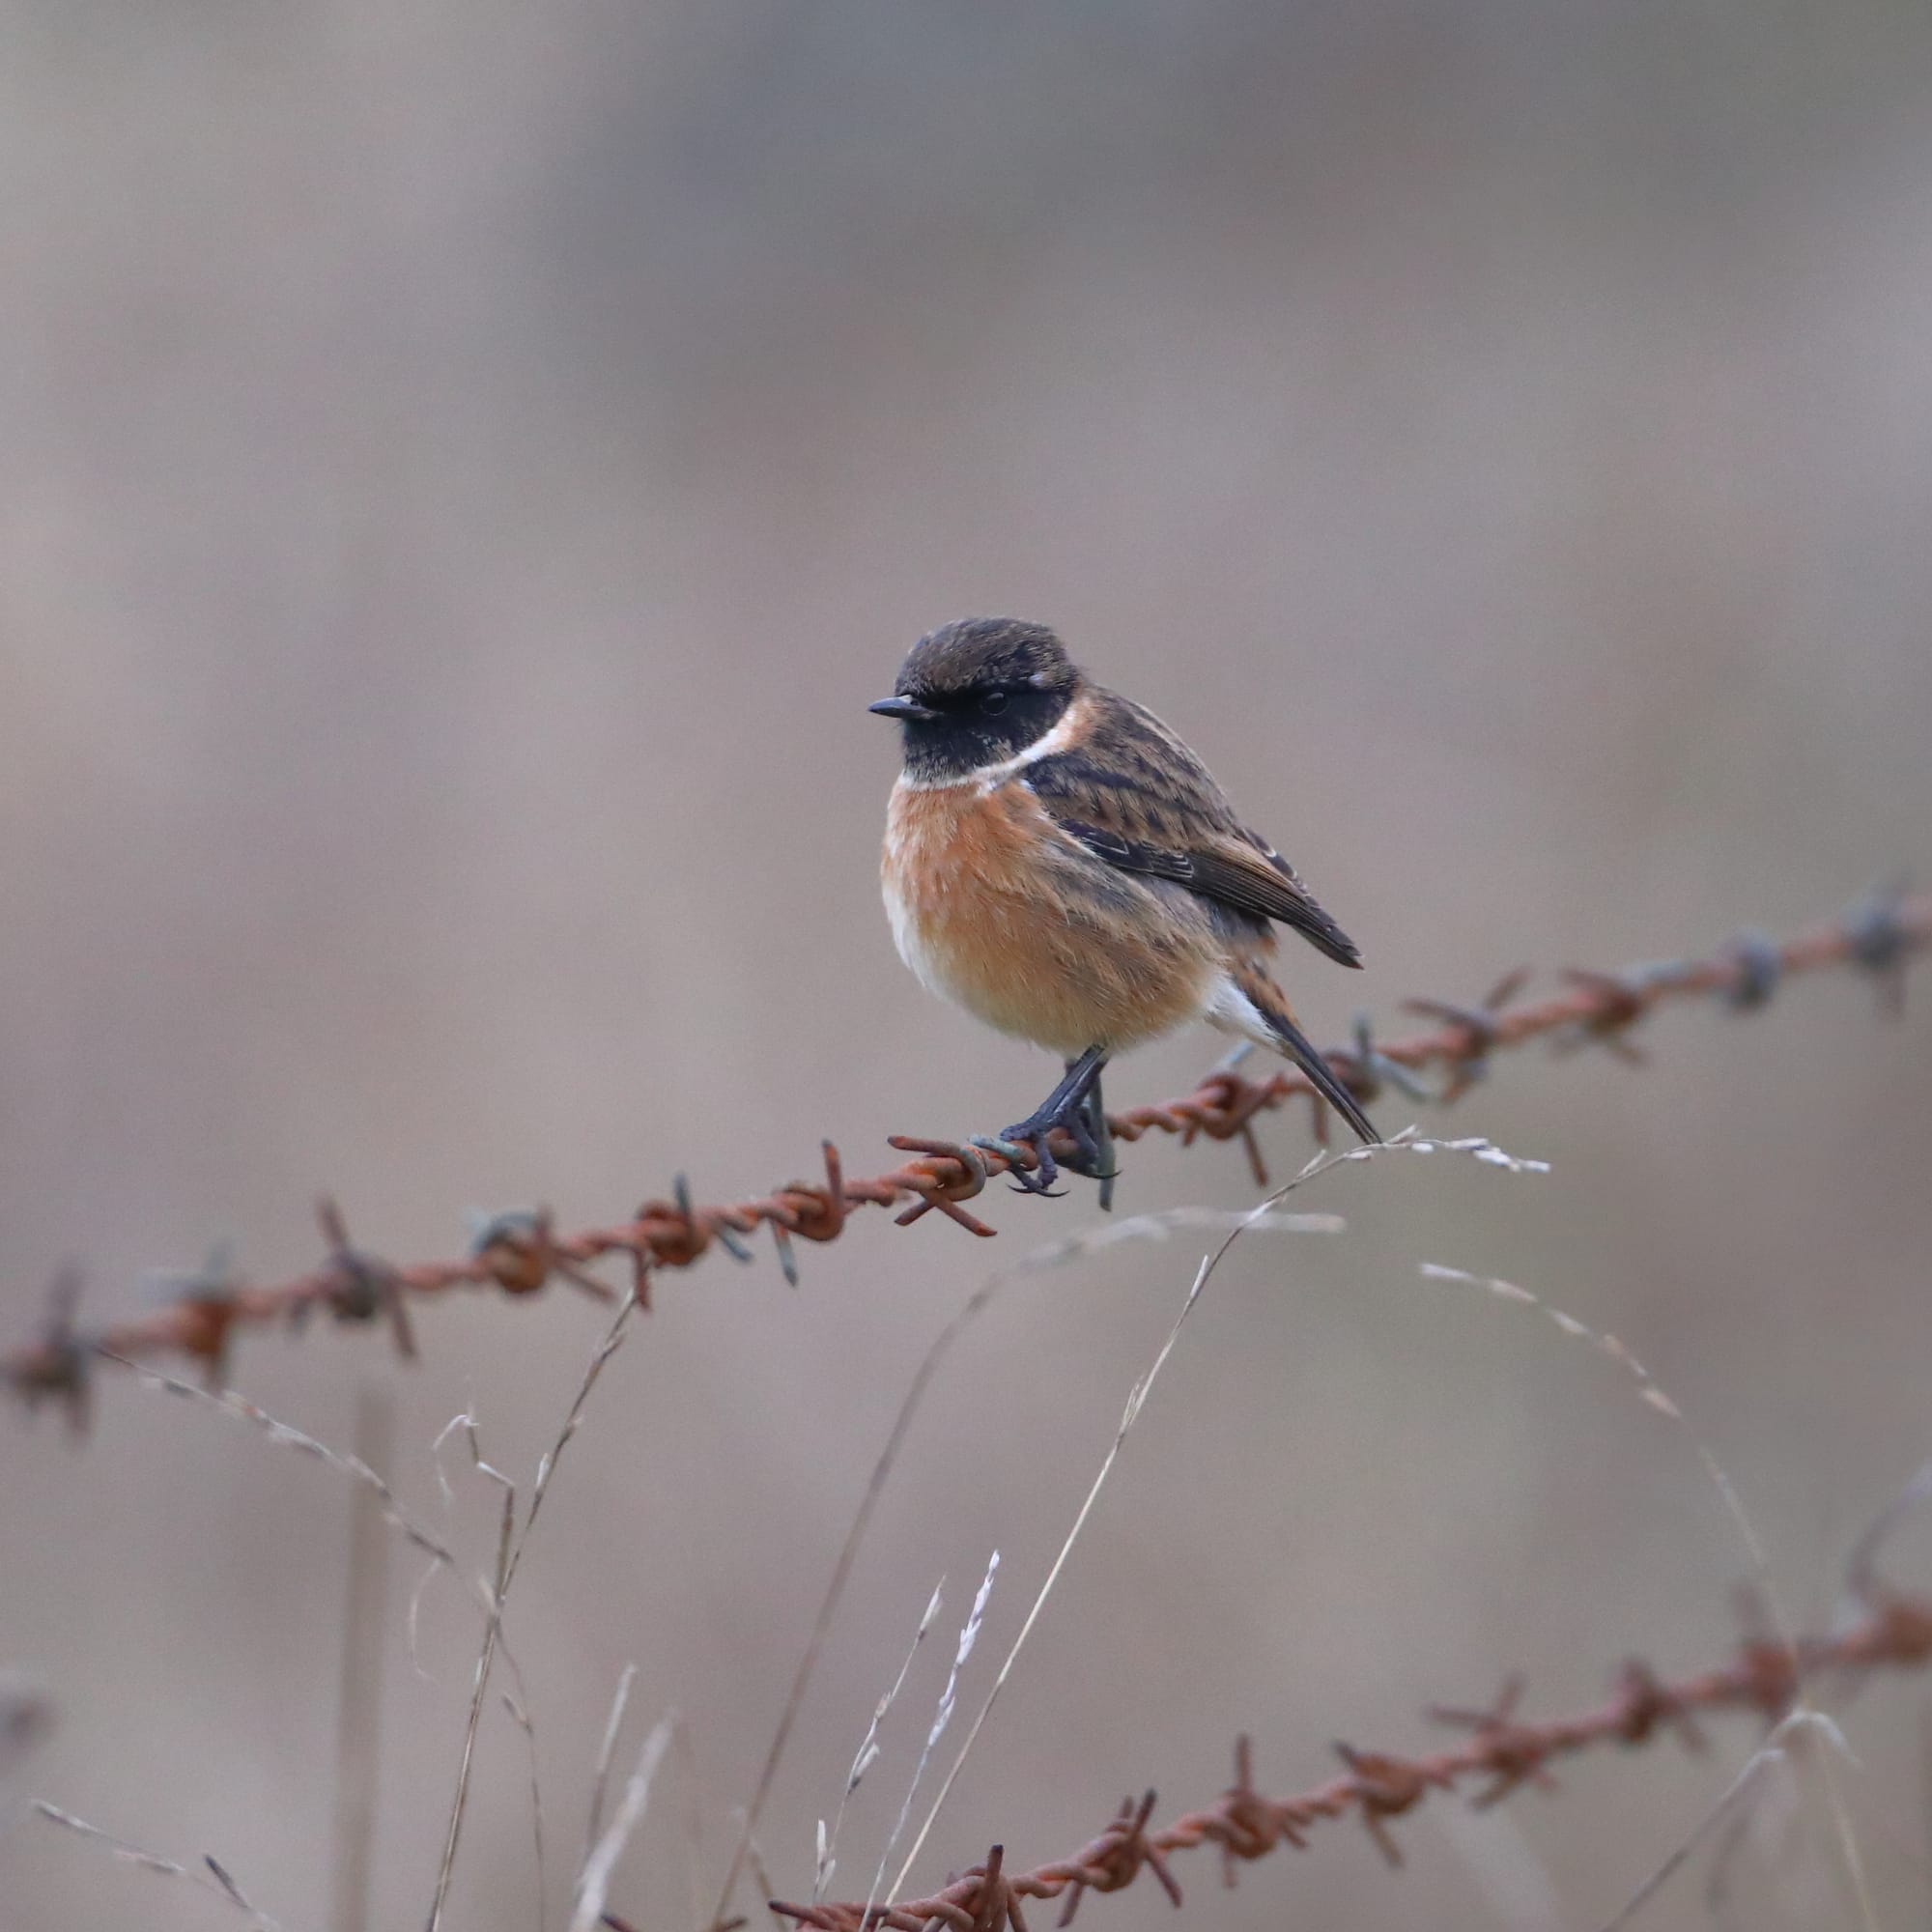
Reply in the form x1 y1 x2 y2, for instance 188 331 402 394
869 618 1082 782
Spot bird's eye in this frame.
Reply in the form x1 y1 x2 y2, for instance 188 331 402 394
980 690 1009 715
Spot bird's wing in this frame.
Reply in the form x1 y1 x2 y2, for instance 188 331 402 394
1024 693 1364 969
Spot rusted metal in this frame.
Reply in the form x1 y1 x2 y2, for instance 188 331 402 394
5 891 1925 1401
773 1582 1932 1932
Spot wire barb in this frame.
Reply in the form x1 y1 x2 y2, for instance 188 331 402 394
1404 967 1530 1099
1844 875 1913 1015
1722 928 1783 1009
308 1198 416 1360
12 1264 91 1436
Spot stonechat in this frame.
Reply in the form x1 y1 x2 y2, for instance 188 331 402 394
872 617 1378 1197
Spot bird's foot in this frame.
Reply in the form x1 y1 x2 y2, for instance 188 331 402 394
972 1051 1116 1199
972 1106 1098 1196
969 1131 1066 1196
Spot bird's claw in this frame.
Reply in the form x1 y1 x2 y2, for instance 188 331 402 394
969 1132 1066 1196
1009 1159 1066 1199
982 1102 1109 1199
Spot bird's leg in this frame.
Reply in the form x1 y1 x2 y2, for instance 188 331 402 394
1079 1064 1118 1211
976 1045 1109 1196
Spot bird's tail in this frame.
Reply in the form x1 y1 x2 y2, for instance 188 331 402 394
1231 960 1380 1146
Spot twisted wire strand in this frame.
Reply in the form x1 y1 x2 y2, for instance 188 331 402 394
6 888 1923 1411
773 1588 1932 1932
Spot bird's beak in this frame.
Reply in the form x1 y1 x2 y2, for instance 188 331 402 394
868 696 938 722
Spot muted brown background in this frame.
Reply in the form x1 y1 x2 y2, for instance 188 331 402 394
4 4 1932 1928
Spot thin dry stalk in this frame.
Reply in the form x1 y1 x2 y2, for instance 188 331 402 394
1599 1709 1858 1932
1429 1797 1559 1929
673 1717 711 1932
585 1662 639 1869
1845 1457 1932 1615
444 1400 554 1914
503 1687 550 1932
100 1352 464 1588
867 1559 1000 1924
331 1384 393 1932
35 1803 285 1930
427 1290 639 1931
745 1828 787 1932
426 1469 517 1930
816 1582 945 1902
412 1404 549 1852
569 1715 674 1932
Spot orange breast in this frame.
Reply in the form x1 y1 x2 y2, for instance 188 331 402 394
881 779 1216 1057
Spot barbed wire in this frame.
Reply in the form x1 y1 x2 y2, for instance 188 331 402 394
771 1582 1932 1932
5 885 1923 1415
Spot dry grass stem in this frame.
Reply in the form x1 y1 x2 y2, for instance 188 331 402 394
503 1686 550 1932
437 1406 553 1925
1430 1797 1561 1929
816 1581 945 1903
330 1385 393 1932
586 1662 639 1871
867 1556 1000 1923
102 1350 533 1690
569 1714 674 1932
428 1290 639 1931
100 1352 465 1588
673 1717 711 1932
753 1851 786 1928
1598 1707 1859 1932
427 1483 517 1931
35 1802 286 1930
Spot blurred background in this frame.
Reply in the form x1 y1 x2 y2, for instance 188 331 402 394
4 3 1931 1926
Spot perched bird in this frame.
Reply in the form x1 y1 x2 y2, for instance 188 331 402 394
871 617 1377 1197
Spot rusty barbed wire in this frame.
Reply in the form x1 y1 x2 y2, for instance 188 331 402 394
4 888 1924 1408
771 1582 1932 1932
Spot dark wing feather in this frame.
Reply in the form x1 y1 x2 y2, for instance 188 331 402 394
1026 692 1364 968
